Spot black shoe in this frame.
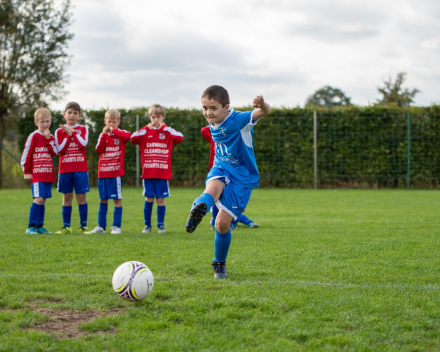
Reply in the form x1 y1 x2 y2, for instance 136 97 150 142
185 203 207 233
212 261 227 279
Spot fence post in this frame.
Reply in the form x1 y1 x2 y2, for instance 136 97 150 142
407 112 411 189
136 114 140 187
314 111 318 189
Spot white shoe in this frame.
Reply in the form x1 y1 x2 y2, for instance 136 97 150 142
88 226 106 234
142 225 152 233
158 226 166 233
111 226 121 234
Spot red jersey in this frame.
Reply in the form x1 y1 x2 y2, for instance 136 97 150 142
21 131 57 183
130 124 183 179
201 126 215 169
95 128 131 178
55 124 89 173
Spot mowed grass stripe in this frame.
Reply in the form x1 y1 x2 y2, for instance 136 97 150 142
1 188 440 351
1 273 439 291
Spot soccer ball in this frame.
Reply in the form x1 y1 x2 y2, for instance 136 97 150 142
112 261 154 302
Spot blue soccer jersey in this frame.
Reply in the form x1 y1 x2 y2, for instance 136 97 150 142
210 109 259 188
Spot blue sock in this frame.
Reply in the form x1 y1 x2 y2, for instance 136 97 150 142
231 218 237 226
144 201 153 226
78 203 88 228
211 205 219 226
213 229 232 263
113 206 123 228
36 204 45 227
62 205 72 227
98 202 108 229
237 214 252 225
157 205 166 227
192 193 215 214
28 203 40 227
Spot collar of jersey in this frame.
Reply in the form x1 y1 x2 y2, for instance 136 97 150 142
210 108 234 130
64 124 79 128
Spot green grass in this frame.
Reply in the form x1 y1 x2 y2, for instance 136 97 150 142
0 188 440 351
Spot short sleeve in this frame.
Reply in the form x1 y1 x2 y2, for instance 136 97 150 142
235 110 255 130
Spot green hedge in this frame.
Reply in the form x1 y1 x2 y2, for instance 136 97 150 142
17 105 440 188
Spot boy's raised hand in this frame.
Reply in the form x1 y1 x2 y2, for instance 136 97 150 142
43 129 51 139
103 126 111 134
252 95 266 109
251 95 271 120
147 123 153 129
59 125 73 136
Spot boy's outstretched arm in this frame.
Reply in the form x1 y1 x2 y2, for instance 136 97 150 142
251 95 271 121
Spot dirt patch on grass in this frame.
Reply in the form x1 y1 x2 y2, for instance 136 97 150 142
1 305 124 338
30 307 124 338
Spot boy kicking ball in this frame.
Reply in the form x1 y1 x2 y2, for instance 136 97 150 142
186 85 270 278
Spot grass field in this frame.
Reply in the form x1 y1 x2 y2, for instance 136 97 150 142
0 187 439 351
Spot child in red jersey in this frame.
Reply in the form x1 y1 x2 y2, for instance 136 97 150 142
88 109 131 234
21 108 58 235
54 102 90 234
131 104 183 234
201 126 259 231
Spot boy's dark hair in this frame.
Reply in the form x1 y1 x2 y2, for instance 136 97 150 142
202 85 230 107
64 102 81 114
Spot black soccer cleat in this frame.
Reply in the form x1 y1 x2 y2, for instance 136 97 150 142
185 202 208 233
212 261 227 279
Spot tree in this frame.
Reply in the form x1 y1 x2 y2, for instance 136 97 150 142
377 72 420 107
0 0 73 188
305 86 351 108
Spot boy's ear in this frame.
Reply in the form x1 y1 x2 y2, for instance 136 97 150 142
224 104 230 111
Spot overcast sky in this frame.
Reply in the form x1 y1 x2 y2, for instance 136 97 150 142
53 0 440 110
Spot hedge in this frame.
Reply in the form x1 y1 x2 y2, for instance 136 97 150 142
17 105 440 188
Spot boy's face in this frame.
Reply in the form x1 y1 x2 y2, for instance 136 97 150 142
63 108 81 126
149 114 165 128
201 97 230 125
35 117 51 132
105 117 120 129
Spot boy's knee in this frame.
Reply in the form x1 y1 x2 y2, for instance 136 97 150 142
76 193 87 204
34 197 45 205
156 198 165 206
114 199 122 207
215 218 231 233
63 193 74 202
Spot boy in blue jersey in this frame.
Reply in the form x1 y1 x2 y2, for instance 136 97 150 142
185 85 271 278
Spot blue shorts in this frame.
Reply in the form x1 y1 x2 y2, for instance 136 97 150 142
57 172 90 194
98 177 123 200
206 168 252 220
31 182 52 199
142 179 170 198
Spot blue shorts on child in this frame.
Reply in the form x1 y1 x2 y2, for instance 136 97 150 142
57 172 90 194
142 179 170 198
32 182 52 199
206 167 252 220
98 176 123 199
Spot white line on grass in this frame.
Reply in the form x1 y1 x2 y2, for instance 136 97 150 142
0 274 438 291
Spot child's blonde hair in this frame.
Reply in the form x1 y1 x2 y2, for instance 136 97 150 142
105 109 121 120
148 104 166 117
34 108 52 122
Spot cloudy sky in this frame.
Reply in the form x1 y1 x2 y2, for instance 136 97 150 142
53 0 440 110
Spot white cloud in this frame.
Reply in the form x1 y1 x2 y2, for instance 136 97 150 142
53 0 440 110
